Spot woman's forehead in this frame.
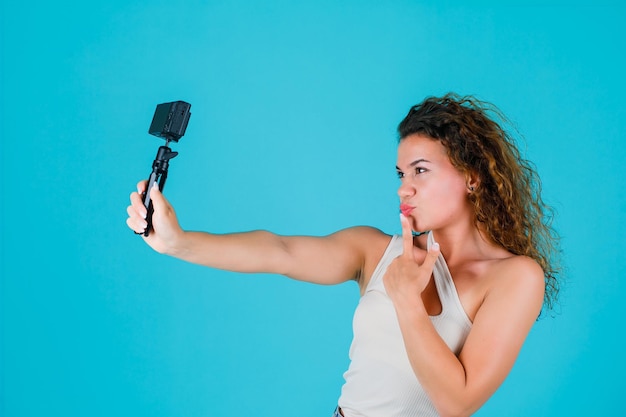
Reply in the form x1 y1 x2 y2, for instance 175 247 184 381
397 134 448 162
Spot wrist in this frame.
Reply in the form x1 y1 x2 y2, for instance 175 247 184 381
164 229 187 257
395 296 429 319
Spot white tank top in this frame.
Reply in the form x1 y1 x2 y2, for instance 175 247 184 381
338 232 472 417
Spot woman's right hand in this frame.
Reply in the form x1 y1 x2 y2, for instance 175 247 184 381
126 180 184 255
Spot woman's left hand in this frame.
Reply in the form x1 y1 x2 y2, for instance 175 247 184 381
383 214 440 309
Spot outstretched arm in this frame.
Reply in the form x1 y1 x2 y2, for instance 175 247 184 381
126 181 388 285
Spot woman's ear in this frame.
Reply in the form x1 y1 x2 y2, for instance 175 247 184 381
466 171 480 192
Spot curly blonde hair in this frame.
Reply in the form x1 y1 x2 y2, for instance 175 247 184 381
398 93 561 311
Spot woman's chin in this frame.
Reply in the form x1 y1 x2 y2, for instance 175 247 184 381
409 218 427 234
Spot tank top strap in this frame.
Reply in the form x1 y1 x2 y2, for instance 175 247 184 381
427 232 472 326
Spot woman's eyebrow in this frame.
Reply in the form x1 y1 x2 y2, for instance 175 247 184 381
410 158 430 166
396 158 431 170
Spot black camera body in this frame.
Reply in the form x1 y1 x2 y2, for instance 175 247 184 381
148 101 191 142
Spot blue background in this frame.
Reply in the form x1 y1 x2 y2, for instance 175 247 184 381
1 1 625 416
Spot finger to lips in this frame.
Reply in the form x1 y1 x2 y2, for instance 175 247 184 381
400 214 414 258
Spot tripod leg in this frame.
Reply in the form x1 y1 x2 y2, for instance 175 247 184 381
137 145 175 237
142 172 159 236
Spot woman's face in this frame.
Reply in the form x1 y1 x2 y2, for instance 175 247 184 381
396 134 473 233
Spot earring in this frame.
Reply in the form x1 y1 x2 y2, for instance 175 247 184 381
469 186 475 192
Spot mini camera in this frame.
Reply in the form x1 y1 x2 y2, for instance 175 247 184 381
139 100 192 237
149 101 191 142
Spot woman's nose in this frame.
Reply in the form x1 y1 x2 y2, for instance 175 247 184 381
397 180 416 198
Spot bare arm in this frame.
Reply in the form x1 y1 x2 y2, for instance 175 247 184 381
384 216 545 417
126 181 387 285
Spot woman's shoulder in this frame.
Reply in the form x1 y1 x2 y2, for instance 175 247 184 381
338 225 390 237
334 226 394 288
492 254 544 281
330 225 391 245
325 226 393 261
484 254 545 306
333 226 393 258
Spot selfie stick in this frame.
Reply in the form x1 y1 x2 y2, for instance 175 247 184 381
141 101 191 237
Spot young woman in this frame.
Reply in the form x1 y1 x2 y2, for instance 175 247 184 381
126 94 560 417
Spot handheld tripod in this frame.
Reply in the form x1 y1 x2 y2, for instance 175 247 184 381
138 100 191 237
142 142 178 236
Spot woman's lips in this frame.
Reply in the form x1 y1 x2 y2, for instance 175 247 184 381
400 203 414 216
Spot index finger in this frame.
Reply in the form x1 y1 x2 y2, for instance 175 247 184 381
400 214 415 258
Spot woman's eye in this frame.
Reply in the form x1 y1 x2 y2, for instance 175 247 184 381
396 171 405 179
414 167 427 175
